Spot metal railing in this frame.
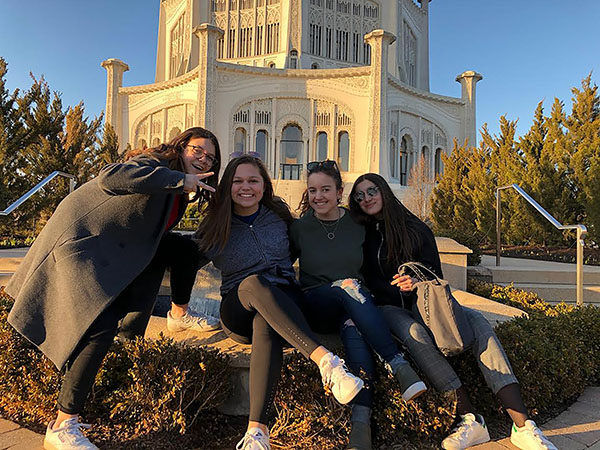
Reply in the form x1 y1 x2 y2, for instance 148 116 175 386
1 171 76 216
496 184 587 306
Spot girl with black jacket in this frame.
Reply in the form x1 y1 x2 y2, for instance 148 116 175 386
348 173 557 450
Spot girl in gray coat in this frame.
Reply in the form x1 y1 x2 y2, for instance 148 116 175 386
6 127 220 450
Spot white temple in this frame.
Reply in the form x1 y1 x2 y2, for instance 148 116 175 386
103 0 481 202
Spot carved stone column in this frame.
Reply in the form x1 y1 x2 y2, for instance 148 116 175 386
194 24 224 130
456 70 483 147
364 29 396 174
101 58 129 148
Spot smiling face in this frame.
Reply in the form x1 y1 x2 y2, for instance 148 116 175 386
181 137 217 175
355 179 383 218
307 172 343 220
231 163 265 215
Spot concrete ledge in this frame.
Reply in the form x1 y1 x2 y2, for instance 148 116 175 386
437 237 473 291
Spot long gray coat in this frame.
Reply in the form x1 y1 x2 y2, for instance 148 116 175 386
5 154 186 369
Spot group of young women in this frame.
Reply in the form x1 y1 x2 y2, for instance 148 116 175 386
5 127 556 450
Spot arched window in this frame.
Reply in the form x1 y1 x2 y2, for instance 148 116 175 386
338 131 350 171
255 130 268 161
234 128 247 153
280 124 303 179
168 127 181 141
152 137 161 147
311 62 319 69
422 145 430 180
289 49 298 69
317 132 328 160
137 139 147 149
400 136 409 186
435 147 443 178
389 138 397 180
268 62 276 68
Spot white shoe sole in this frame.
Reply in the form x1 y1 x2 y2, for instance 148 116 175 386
442 435 490 450
336 378 365 405
402 381 427 402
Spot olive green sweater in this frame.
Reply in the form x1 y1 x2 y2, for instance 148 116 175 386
289 208 365 290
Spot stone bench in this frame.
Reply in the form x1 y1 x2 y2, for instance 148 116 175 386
148 259 525 416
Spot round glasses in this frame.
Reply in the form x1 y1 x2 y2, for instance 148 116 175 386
187 145 217 166
353 185 379 203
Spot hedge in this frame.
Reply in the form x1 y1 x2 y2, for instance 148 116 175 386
1 285 599 449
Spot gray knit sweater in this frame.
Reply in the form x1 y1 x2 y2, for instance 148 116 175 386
203 206 297 296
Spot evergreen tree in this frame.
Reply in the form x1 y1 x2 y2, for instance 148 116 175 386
95 123 122 170
568 75 600 241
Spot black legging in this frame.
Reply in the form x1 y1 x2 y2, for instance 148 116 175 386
220 275 321 424
118 232 201 339
57 233 199 413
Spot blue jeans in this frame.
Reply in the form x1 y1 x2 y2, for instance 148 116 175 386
304 279 402 408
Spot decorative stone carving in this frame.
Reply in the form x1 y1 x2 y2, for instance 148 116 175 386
278 98 310 119
290 0 300 50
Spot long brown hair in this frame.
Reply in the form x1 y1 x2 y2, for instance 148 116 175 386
349 173 422 268
126 127 221 206
196 155 293 252
297 161 344 216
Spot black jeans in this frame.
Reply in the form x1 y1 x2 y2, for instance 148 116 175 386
57 233 200 414
220 275 321 424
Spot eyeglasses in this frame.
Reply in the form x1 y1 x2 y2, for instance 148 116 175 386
229 151 262 160
307 160 339 173
353 185 379 203
187 145 217 166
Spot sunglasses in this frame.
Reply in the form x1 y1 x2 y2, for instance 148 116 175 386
353 185 380 203
187 145 218 166
229 151 262 160
307 160 339 173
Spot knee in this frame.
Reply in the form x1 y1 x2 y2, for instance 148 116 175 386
239 274 263 292
407 321 435 345
332 278 368 304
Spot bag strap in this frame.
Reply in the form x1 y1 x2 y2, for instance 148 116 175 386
398 261 442 283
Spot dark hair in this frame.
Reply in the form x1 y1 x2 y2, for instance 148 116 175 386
125 127 221 206
297 160 343 216
196 155 293 252
349 173 422 268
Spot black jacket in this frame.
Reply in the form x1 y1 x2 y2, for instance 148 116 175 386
361 219 443 309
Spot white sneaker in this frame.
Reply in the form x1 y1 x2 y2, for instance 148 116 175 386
441 413 490 450
166 310 220 332
319 353 364 405
511 420 558 450
235 427 271 450
43 418 99 450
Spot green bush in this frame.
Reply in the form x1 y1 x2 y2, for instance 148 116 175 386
0 288 231 439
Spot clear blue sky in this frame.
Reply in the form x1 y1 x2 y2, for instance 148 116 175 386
0 0 598 141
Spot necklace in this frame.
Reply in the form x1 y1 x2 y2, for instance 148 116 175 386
316 208 342 240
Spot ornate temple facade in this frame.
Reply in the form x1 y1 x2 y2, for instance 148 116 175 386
103 0 482 202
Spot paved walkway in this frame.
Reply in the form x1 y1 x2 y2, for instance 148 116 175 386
1 386 598 449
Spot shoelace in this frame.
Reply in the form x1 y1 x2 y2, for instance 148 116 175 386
59 421 92 445
235 431 270 450
321 357 349 388
526 425 553 448
448 418 476 443
181 313 215 328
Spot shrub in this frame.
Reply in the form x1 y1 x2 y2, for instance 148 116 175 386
2 283 600 448
0 288 231 439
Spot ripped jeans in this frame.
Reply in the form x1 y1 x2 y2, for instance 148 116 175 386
304 279 403 408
